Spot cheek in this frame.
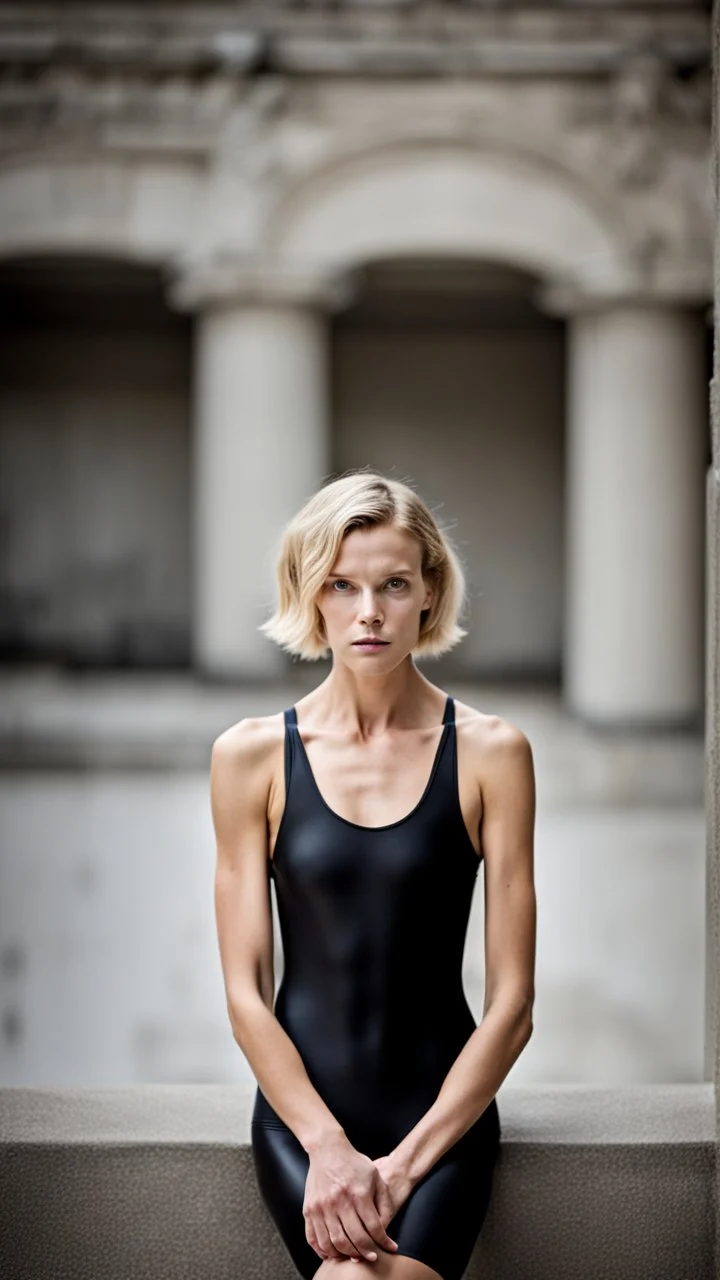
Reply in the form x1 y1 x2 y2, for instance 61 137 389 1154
318 593 350 623
383 599 420 631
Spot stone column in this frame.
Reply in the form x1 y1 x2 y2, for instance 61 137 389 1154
709 0 720 1222
559 297 707 726
172 261 351 678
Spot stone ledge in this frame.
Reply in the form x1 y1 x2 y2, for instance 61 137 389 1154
0 1081 714 1146
0 1084 715 1280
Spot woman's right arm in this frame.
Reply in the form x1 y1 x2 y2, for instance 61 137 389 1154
210 718 400 1266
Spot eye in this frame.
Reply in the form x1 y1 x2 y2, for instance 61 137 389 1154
386 577 408 589
331 579 352 591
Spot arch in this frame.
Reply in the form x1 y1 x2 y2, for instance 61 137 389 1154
266 138 632 292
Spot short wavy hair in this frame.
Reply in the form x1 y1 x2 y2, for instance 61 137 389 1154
259 469 468 661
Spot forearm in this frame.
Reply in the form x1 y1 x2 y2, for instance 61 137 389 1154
392 998 532 1185
230 996 346 1155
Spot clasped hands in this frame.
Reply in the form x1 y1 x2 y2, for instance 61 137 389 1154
303 1131 415 1265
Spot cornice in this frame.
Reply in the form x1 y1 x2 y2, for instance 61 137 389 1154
0 5 708 81
168 253 357 313
539 262 713 315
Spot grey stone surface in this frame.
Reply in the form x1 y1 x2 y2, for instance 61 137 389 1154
1 1082 713 1146
0 1084 714 1280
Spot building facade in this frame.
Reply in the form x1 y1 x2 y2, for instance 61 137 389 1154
0 1 712 726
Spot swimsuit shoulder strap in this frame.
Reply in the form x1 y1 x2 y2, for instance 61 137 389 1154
282 706 299 795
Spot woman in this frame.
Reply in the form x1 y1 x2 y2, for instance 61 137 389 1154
211 470 536 1280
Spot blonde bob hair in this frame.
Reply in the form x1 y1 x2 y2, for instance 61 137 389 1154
259 469 468 661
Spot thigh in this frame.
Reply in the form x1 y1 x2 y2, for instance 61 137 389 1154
251 1120 321 1279
252 1102 501 1280
387 1101 501 1280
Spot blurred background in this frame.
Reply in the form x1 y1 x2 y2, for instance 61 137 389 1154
0 0 713 1093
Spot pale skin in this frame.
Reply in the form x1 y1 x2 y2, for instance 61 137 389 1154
211 521 537 1279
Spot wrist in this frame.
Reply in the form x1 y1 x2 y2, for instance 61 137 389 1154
299 1119 348 1156
390 1112 442 1187
384 1144 421 1190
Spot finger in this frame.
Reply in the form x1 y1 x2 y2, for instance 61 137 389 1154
305 1221 324 1261
339 1205 379 1262
358 1197 399 1252
310 1214 343 1261
326 1211 362 1260
305 1220 330 1262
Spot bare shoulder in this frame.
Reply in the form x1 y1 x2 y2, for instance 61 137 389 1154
453 697 535 785
212 711 285 767
210 712 286 817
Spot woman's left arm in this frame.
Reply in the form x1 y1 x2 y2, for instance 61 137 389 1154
382 717 537 1193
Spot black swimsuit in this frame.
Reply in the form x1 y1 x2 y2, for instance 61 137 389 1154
251 694 501 1279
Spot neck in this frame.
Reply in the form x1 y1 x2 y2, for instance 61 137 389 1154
307 662 445 734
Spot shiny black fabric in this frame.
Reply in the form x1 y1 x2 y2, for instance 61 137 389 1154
251 694 501 1279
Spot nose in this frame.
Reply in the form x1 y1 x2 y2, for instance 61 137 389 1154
358 590 383 627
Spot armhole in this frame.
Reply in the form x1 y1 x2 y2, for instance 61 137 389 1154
271 708 296 877
449 700 483 866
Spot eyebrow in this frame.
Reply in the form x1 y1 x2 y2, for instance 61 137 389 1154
327 568 416 578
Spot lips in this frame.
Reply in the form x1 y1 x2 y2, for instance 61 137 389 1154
353 639 389 646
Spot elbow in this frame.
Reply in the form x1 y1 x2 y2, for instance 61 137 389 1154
486 990 534 1045
507 998 533 1048
516 990 535 1043
227 986 271 1043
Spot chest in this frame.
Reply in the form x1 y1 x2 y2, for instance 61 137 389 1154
296 728 447 829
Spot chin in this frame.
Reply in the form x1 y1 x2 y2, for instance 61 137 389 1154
351 649 408 670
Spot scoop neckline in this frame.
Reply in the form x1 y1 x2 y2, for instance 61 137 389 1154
291 697 452 832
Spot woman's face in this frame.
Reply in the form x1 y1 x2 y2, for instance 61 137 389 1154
315 522 433 667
